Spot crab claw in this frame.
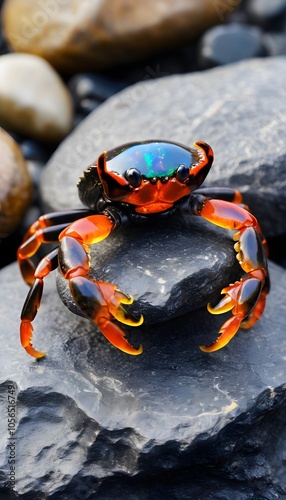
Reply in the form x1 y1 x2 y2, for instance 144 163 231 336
20 320 46 359
97 316 143 355
69 276 143 355
200 276 263 352
200 315 243 352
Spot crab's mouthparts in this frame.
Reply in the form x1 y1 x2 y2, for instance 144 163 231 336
135 201 173 214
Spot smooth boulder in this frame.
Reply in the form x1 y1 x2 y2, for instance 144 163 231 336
2 0 220 72
0 53 73 142
0 128 32 237
41 57 286 237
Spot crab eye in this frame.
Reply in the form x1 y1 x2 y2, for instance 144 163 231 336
176 164 189 183
125 168 142 188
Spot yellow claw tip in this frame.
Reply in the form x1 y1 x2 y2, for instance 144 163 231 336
207 302 214 313
25 345 46 359
121 343 143 356
123 313 144 327
132 344 143 356
124 296 134 305
115 289 134 305
199 342 220 353
135 344 143 355
136 314 144 326
207 302 223 315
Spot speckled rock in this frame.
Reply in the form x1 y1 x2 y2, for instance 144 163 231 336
0 53 73 142
41 57 286 238
0 128 32 237
0 260 286 498
2 0 221 73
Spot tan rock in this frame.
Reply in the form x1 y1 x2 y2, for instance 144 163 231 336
3 0 221 72
0 128 32 237
0 53 73 142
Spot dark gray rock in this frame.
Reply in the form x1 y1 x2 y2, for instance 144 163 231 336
247 0 286 24
41 57 286 238
263 32 286 56
0 260 286 498
57 215 241 324
68 73 127 107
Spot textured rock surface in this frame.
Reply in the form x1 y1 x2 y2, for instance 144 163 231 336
0 53 73 142
57 215 241 324
0 260 286 498
41 57 286 237
2 0 220 73
0 128 32 237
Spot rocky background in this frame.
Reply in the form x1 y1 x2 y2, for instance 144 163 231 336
1 0 286 498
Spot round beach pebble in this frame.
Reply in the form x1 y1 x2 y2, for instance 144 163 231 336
2 0 220 72
0 128 32 237
0 53 73 142
247 0 286 21
199 23 265 68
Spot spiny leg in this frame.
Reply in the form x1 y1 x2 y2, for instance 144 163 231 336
21 209 91 242
58 214 143 355
18 209 92 285
20 248 59 358
195 187 268 256
190 196 269 352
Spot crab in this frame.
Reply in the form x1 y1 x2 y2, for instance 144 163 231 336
18 140 269 358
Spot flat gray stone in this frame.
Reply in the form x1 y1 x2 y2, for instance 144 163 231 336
41 57 286 237
0 260 286 498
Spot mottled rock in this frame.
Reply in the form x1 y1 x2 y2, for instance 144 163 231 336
2 0 221 73
57 215 241 324
198 23 265 68
0 128 32 237
0 53 73 142
41 57 286 238
0 260 286 498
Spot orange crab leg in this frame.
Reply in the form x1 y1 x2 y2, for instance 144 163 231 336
20 213 143 358
195 187 243 205
190 197 269 352
20 248 59 358
17 209 92 285
58 215 143 355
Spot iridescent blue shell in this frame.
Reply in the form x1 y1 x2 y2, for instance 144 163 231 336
105 141 196 179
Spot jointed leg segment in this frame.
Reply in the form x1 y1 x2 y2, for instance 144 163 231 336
191 196 269 352
19 213 143 358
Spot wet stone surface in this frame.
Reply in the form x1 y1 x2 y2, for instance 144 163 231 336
57 215 241 324
0 260 286 498
1 1 286 497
